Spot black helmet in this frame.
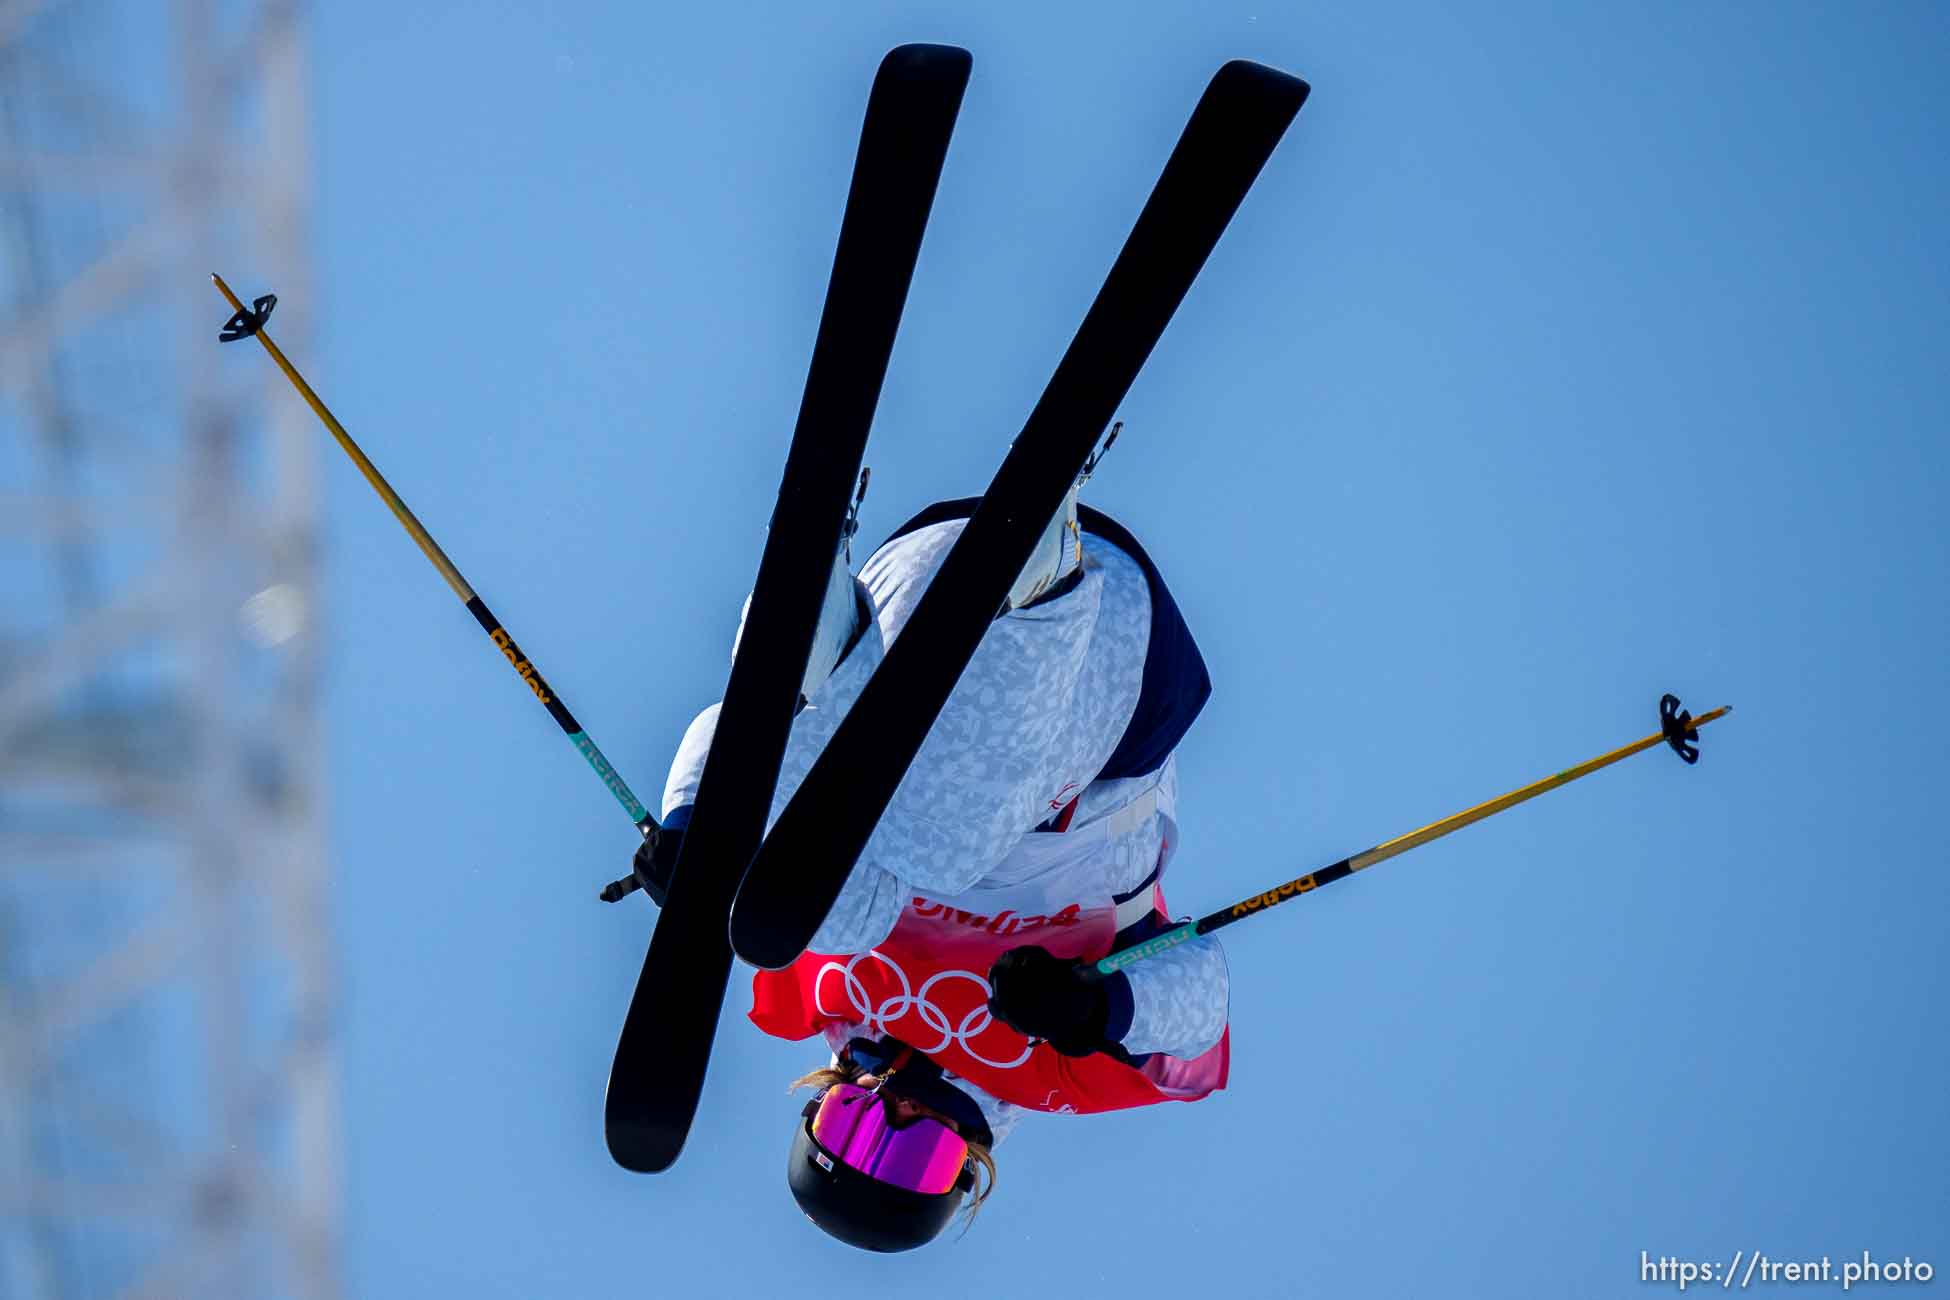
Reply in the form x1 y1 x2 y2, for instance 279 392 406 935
786 1037 994 1252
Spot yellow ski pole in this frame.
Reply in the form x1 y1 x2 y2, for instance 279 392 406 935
1095 695 1733 975
211 275 658 840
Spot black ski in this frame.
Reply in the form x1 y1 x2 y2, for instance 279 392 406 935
603 44 971 1173
729 60 1308 970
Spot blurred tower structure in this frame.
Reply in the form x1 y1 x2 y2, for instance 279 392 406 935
0 2 340 1297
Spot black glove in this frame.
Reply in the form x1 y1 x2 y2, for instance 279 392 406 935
986 945 1119 1058
629 823 685 907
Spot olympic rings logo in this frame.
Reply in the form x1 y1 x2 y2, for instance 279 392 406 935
813 950 1034 1070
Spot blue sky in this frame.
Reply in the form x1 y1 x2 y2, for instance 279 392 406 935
293 2 1950 1295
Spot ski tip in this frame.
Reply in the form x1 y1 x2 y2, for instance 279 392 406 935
727 900 809 972
603 1080 687 1173
1215 59 1311 110
604 1120 683 1175
881 43 973 78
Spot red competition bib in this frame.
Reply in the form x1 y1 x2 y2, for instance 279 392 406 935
750 874 1228 1115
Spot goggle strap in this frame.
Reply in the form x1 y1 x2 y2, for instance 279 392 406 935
868 1043 915 1095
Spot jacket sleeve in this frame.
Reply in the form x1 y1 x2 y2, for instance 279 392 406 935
1085 758 1227 1060
1111 935 1230 1060
659 703 718 822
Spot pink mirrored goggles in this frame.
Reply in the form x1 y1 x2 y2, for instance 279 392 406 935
806 1082 969 1195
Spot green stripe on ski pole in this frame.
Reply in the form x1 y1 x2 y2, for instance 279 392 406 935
212 273 657 836
1092 921 1200 975
571 732 650 824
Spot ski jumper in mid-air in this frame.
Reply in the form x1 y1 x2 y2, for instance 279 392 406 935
637 478 1229 1251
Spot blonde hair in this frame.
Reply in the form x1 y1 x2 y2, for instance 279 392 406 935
790 1061 997 1230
